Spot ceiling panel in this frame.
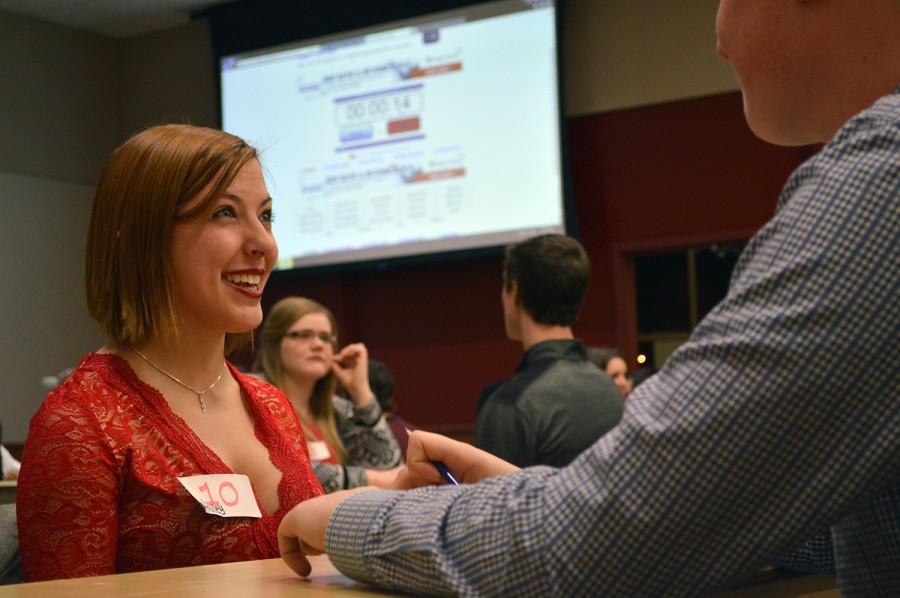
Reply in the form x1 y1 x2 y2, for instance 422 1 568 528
0 0 226 37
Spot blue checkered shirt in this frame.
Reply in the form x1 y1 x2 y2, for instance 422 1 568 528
324 87 900 596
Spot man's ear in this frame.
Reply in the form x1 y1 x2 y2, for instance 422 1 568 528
508 280 521 305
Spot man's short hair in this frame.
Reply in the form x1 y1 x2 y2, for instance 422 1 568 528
503 234 590 326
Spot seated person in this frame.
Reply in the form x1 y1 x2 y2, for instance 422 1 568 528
588 347 633 397
475 378 507 417
256 298 402 493
276 2 900 594
0 445 18 481
475 234 624 467
0 502 19 584
16 124 323 581
629 365 656 390
368 359 416 459
0 421 16 480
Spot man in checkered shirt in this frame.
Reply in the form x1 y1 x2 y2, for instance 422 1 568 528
278 1 900 595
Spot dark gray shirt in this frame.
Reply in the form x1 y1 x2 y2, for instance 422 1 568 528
474 339 624 467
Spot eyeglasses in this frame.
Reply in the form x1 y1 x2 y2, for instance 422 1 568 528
283 330 336 345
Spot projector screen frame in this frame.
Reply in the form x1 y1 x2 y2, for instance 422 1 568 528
205 0 578 279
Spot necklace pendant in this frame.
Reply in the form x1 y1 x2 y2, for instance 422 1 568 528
132 347 224 414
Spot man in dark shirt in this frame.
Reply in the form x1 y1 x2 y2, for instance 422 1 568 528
474 234 623 467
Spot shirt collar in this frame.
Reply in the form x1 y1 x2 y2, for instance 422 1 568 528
516 339 587 373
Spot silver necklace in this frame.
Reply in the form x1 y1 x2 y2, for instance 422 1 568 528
133 348 225 413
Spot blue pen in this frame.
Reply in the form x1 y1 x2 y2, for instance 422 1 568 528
405 427 460 485
431 460 460 486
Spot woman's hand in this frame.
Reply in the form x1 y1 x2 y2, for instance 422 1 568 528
331 343 373 406
278 487 371 577
393 430 520 489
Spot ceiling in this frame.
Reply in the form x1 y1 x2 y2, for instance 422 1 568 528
0 0 231 38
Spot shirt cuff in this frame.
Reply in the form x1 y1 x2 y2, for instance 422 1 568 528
325 488 402 585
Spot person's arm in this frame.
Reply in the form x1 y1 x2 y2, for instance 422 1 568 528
331 344 402 469
17 391 120 580
292 120 900 595
277 430 520 577
775 532 835 574
396 430 520 488
312 461 401 493
311 462 368 494
332 397 402 469
0 445 19 480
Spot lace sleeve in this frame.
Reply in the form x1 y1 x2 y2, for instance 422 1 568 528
331 396 401 469
17 389 120 581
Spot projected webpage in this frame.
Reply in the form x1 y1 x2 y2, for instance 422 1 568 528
222 0 563 269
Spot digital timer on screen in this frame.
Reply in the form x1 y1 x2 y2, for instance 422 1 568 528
221 0 568 272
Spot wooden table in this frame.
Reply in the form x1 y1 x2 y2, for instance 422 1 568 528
0 554 838 597
0 556 388 597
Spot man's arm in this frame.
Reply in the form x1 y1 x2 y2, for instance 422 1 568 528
318 112 900 595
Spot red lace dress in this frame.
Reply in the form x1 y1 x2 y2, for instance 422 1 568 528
16 353 324 581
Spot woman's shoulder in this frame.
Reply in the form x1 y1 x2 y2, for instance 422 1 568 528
29 352 134 443
39 353 130 412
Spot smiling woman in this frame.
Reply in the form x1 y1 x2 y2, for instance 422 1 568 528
16 124 324 582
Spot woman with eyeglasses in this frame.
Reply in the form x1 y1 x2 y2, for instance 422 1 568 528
256 297 402 493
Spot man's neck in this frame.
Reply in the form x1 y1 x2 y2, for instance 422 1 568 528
519 322 574 352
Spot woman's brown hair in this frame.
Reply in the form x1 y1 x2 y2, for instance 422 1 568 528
85 124 258 354
256 297 347 463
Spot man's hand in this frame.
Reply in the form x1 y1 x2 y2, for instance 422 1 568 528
393 430 520 489
278 487 371 577
365 466 403 488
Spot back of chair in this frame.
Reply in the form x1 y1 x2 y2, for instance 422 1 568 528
0 503 21 584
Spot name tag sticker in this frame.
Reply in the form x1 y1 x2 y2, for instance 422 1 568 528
178 474 262 518
307 440 332 461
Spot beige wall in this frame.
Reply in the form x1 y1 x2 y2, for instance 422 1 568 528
0 171 105 442
0 11 117 442
564 0 737 115
0 1 738 441
0 12 218 441
119 20 217 137
0 11 119 184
